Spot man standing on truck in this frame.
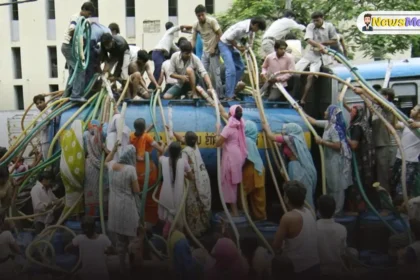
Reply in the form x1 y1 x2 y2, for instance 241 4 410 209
150 22 193 88
261 10 306 58
61 2 95 102
296 11 338 106
260 40 295 101
33 95 53 162
100 33 131 84
191 5 224 98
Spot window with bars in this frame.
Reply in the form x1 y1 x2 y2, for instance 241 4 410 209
90 0 99 17
12 47 22 79
47 0 55 19
14 86 24 110
47 46 58 78
12 0 19 20
205 0 214 14
49 84 59 93
168 0 177 17
126 0 135 17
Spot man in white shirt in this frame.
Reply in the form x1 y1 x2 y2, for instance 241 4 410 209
164 41 214 99
392 105 420 197
159 59 178 93
261 10 306 58
218 17 266 100
191 5 224 98
285 33 303 63
316 195 348 277
30 172 61 234
61 2 95 102
296 11 338 105
151 22 192 86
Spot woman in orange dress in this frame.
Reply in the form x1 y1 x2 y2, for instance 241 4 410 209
130 118 164 225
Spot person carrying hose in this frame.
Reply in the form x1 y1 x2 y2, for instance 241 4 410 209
306 105 353 214
241 120 267 221
343 96 378 211
100 33 131 85
215 105 247 217
170 129 212 236
218 17 266 101
129 118 164 226
295 11 338 106
353 87 399 192
164 41 214 100
263 123 317 209
128 50 161 100
61 2 95 102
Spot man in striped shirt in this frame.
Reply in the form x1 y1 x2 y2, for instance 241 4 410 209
61 2 95 102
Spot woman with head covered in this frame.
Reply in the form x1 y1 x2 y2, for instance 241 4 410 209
105 142 140 274
215 105 248 217
263 122 317 208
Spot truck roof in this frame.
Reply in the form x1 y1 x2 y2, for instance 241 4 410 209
331 58 420 81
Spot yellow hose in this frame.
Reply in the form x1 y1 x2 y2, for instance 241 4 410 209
156 90 170 144
47 93 99 159
116 75 132 106
244 51 288 213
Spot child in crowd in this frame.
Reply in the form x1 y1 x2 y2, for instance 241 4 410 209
65 216 115 280
316 195 348 277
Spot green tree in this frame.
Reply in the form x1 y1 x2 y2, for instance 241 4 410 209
216 0 420 59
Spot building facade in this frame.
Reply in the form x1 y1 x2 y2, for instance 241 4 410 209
0 0 411 110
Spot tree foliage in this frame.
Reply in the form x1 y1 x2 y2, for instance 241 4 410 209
216 0 420 59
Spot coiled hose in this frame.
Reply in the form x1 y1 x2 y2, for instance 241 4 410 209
67 17 91 87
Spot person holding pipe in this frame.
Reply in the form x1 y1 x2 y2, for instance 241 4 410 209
61 2 95 102
128 50 161 99
295 11 338 106
218 17 266 101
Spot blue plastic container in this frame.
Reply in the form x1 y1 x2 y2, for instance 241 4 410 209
255 221 278 240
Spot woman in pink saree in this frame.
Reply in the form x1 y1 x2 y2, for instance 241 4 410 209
215 105 247 216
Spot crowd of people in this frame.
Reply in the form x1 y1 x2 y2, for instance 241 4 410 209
0 1 420 280
61 2 348 104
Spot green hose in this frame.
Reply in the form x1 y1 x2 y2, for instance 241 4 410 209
139 152 151 224
67 17 91 87
337 99 399 235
